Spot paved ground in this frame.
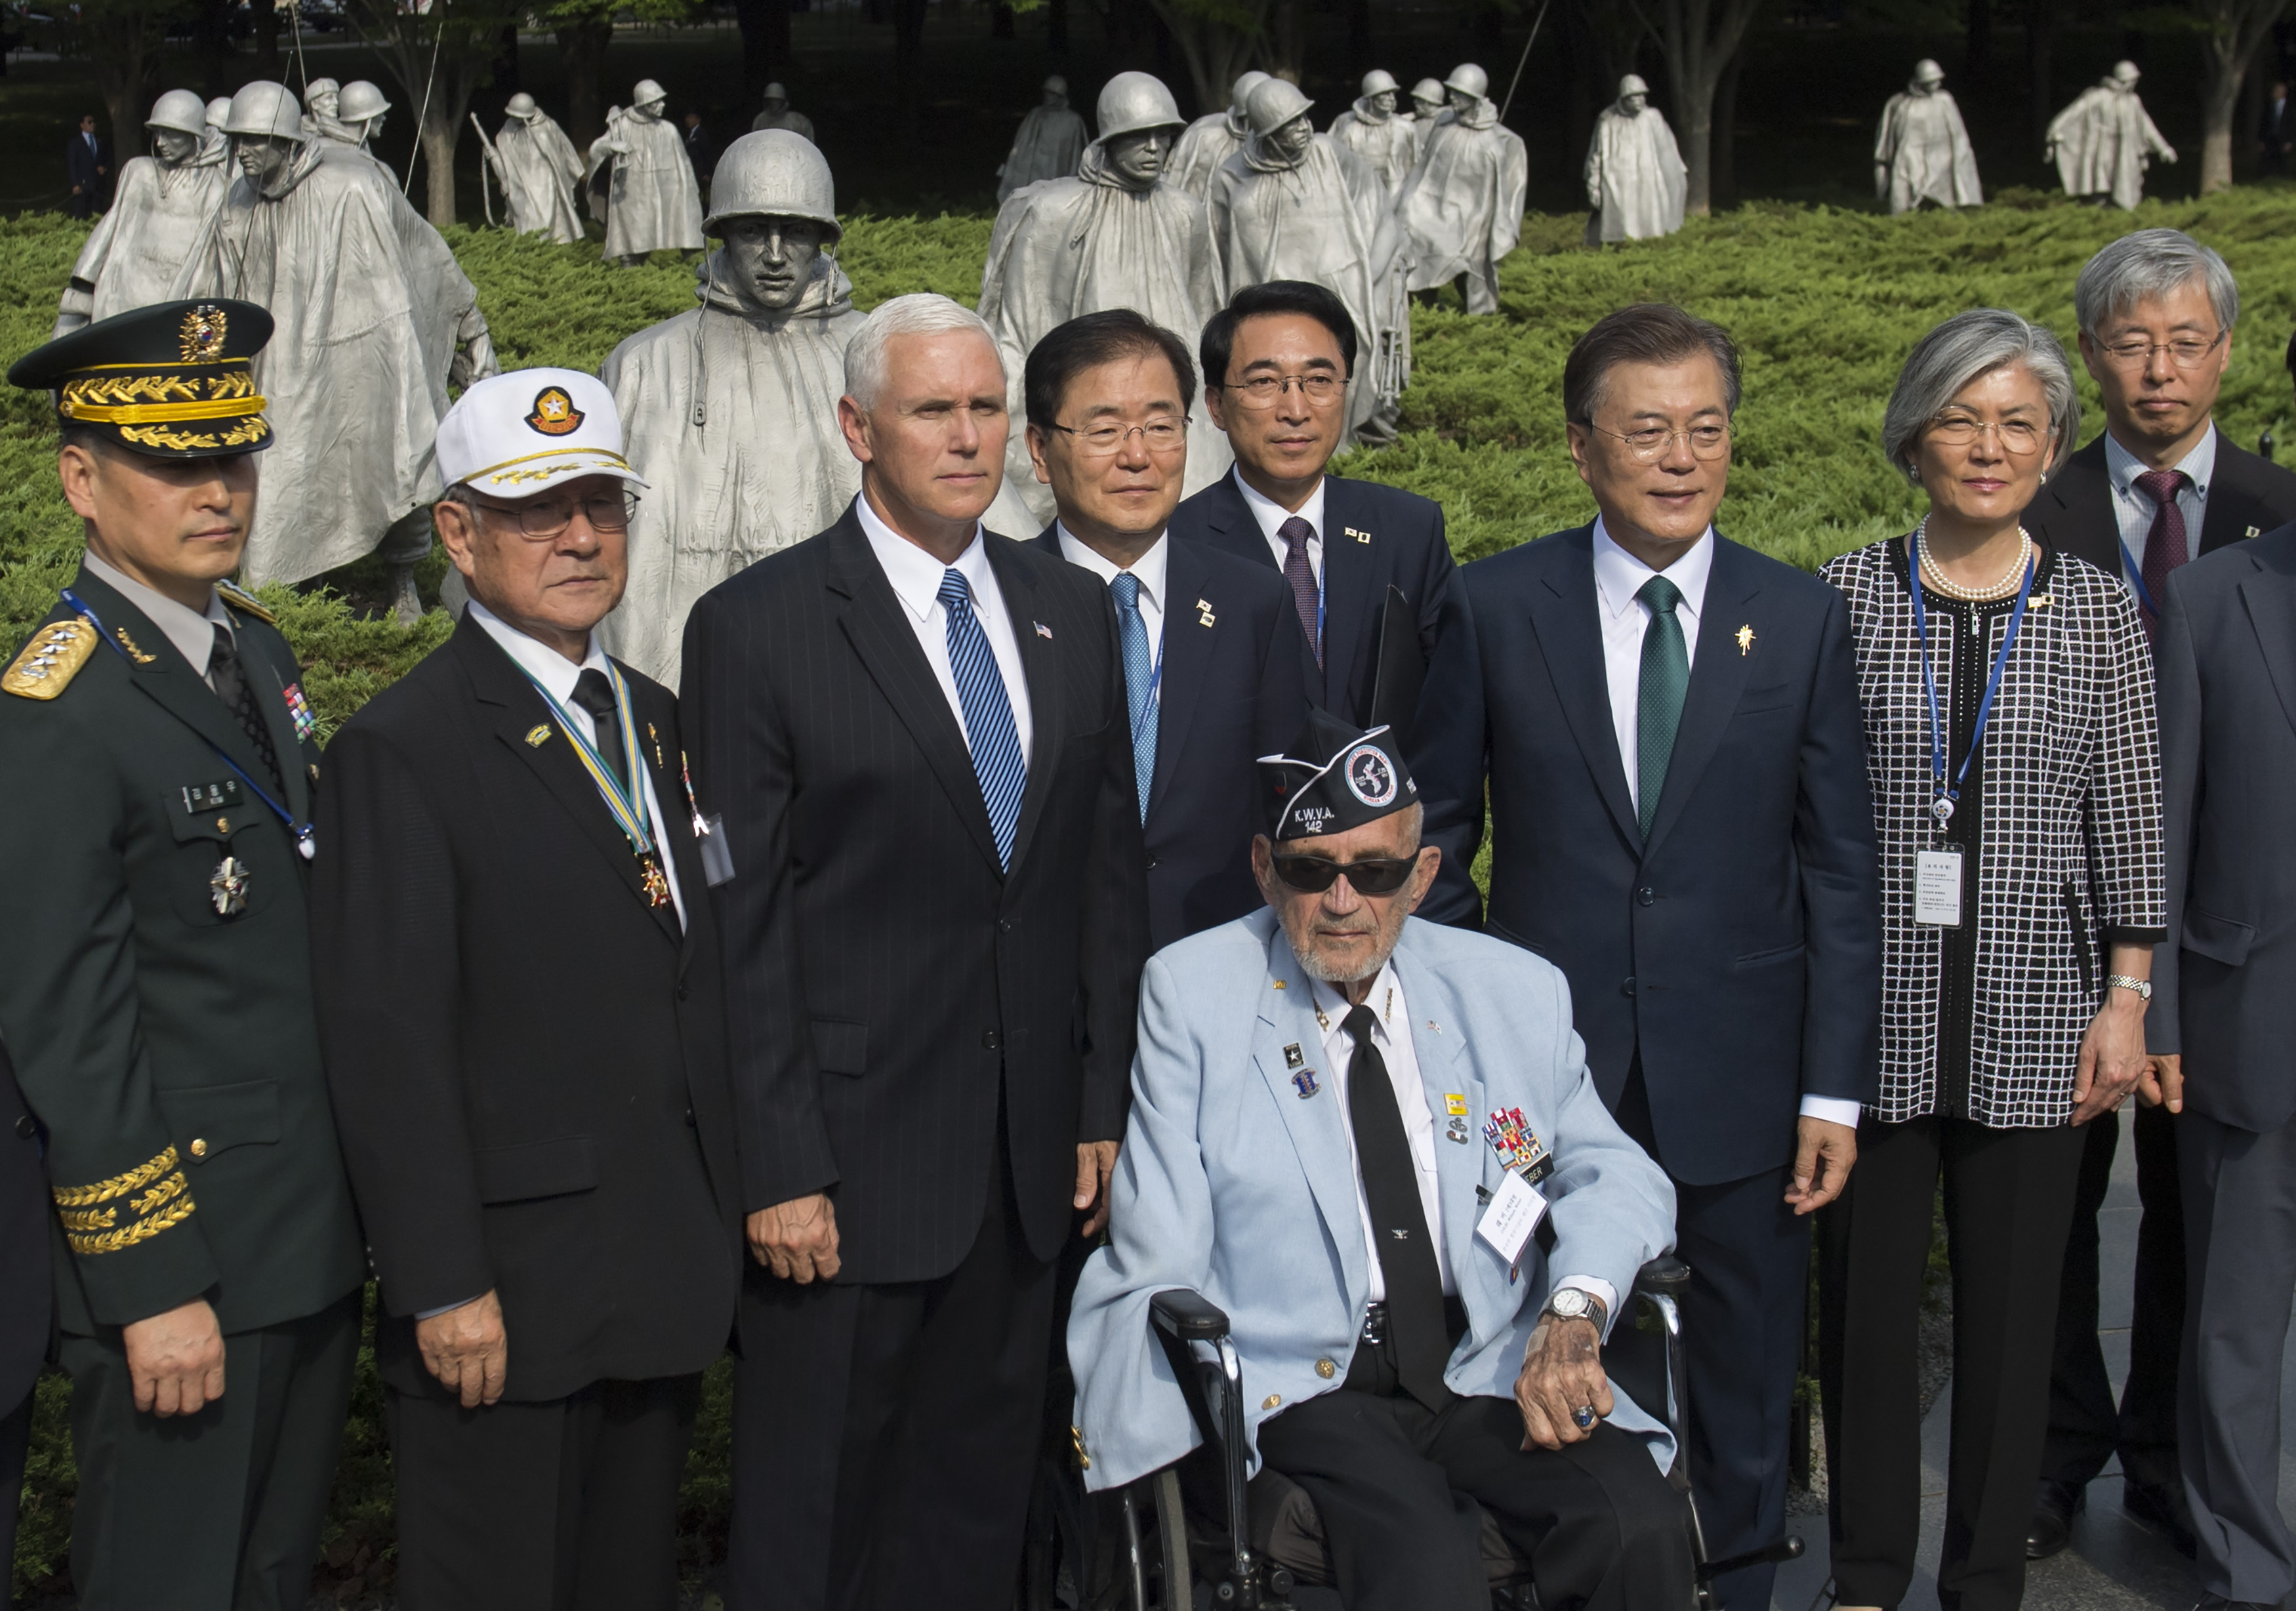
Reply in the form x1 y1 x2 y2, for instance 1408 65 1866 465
1771 1124 2293 1611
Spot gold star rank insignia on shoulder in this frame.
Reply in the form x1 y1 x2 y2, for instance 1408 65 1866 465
3 619 97 699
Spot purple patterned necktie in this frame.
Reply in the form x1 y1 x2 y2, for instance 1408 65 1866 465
1279 515 1322 670
2133 467 2191 640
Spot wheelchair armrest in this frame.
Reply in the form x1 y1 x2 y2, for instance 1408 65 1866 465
1151 1288 1232 1344
1632 1255 1692 1298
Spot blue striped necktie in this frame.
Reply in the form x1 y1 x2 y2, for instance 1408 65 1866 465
937 568 1028 870
1109 572 1157 823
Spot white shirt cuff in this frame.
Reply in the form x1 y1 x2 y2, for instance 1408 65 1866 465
415 1295 483 1321
1551 1276 1621 1337
1799 1095 1862 1128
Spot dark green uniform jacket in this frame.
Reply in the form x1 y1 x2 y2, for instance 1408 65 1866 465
0 564 363 1336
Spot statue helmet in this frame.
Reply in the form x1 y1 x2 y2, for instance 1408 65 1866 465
205 96 231 130
224 81 306 142
1445 63 1489 100
704 129 840 237
1912 58 1946 87
147 89 209 137
1244 77 1314 138
1097 71 1184 141
339 81 391 123
1360 69 1400 99
1618 73 1650 99
762 82 789 103
305 77 340 102
1230 69 1273 113
506 91 539 119
632 79 669 110
1411 77 1445 106
1044 74 1068 96
2112 59 2142 86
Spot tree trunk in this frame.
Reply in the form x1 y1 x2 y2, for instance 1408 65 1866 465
89 9 157 175
558 15 613 149
2027 0 2055 149
1347 0 1368 68
731 0 790 106
992 0 1013 39
255 0 281 79
1267 0 1303 82
422 104 459 224
893 0 928 135
1965 0 1991 91
1049 0 1068 54
1712 38 1742 210
1142 0 1266 115
1647 0 1766 219
2200 0 2291 194
491 19 520 101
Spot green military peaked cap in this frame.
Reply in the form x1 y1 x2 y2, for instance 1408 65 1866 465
8 298 276 459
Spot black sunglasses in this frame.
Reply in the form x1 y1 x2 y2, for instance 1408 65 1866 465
1271 853 1418 895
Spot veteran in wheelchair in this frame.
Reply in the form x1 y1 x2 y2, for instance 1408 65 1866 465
1067 711 1700 1610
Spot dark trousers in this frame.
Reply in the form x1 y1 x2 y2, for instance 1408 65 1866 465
2043 1103 2183 1493
1616 1061 1806 1611
60 1290 359 1611
1 1379 31 1597
2179 1105 2296 1606
388 1372 701 1611
1820 1116 2086 1611
730 1135 1057 1611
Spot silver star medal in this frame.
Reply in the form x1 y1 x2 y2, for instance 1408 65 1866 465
209 855 251 918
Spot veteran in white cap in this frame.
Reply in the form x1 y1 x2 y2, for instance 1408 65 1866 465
307 367 741 1609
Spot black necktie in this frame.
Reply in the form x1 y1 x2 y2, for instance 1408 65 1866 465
1343 1003 1452 1412
209 624 283 796
569 668 628 794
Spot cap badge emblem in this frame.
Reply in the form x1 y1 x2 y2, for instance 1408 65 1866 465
526 386 584 436
1342 743 1397 809
178 305 228 362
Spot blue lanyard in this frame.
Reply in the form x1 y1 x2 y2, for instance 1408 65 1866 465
2118 536 2159 619
63 588 315 860
1906 535 2035 832
1134 616 1165 748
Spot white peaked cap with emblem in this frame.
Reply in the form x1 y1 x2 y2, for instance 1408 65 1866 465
434 368 647 501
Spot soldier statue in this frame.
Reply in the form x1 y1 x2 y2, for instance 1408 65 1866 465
750 81 815 142
2047 60 2176 210
1585 74 1687 243
485 92 586 244
1171 70 1270 197
298 76 348 142
590 79 705 266
55 90 231 336
996 73 1089 203
1398 62 1528 315
1409 77 1447 155
1329 69 1418 195
597 131 864 689
1874 58 1982 214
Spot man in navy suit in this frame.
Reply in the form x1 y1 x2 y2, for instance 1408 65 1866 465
65 113 108 219
1023 308 1307 951
1166 281 1452 741
1410 303 1881 1609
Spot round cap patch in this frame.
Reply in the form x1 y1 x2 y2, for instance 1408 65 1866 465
526 386 584 436
1343 742 1397 808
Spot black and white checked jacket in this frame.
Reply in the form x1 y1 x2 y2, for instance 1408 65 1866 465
1819 539 2165 1126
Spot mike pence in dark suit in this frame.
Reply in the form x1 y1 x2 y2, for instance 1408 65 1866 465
1409 305 1881 1610
1164 281 1452 743
310 370 742 1611
681 293 1148 1611
1018 307 1307 952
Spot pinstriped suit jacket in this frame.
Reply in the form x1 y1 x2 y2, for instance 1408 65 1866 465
681 502 1151 1284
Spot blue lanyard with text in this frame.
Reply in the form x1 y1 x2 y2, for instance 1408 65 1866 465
1906 536 2035 832
62 588 316 860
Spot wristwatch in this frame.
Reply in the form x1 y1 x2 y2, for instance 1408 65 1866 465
1542 1287 1607 1330
2106 974 2153 1002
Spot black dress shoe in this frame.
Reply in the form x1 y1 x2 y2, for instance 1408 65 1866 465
2028 1480 2083 1560
2125 1477 2199 1559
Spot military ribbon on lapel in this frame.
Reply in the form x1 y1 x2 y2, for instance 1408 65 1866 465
508 660 664 894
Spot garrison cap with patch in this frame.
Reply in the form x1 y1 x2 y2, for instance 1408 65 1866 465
1258 708 1418 842
7 298 274 459
434 367 647 500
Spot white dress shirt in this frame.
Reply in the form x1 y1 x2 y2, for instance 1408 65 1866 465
1055 524 1167 652
2104 424 2215 598
1235 466 1326 586
83 549 236 692
1589 520 1859 1133
857 493 1035 766
467 600 686 930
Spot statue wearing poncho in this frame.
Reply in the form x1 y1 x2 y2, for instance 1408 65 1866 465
1206 78 1407 446
979 70 1229 527
56 91 230 336
1170 70 1269 199
2047 62 2175 211
598 131 865 689
1329 71 1418 195
1874 60 1982 214
996 75 1090 203
591 83 705 264
1397 65 1526 315
1584 76 1686 243
489 94 586 244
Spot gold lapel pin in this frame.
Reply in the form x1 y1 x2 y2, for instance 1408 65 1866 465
1735 624 1755 656
524 724 551 747
115 627 155 665
1346 526 1372 544
2248 525 2264 540
647 722 664 769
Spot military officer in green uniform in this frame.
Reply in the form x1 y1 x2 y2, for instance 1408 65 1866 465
0 300 365 1610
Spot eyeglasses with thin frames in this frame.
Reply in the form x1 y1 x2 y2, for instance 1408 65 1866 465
2096 330 2226 371
1924 415 2052 456
1216 373 1345 408
472 490 640 539
1588 422 1732 463
1046 417 1191 458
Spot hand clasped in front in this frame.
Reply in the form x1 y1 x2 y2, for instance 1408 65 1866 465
1514 1315 1612 1451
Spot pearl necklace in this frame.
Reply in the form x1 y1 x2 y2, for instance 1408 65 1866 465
1916 520 2032 602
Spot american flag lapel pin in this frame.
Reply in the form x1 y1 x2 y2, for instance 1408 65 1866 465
1034 621 1053 640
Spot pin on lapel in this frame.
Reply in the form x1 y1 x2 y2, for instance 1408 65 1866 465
1197 598 1216 628
1735 624 1755 657
647 722 664 769
1346 526 1372 545
2249 525 2265 540
1292 1068 1319 1099
1034 621 1054 640
115 627 155 665
1284 1042 1305 1070
525 724 551 748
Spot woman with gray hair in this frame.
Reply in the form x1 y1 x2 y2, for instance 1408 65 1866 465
1817 308 2165 1611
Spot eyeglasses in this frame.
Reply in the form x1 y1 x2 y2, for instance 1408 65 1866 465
1924 415 2051 455
1048 417 1190 457
474 490 638 538
1271 853 1418 895
1589 422 1731 462
1216 373 1345 408
2096 331 2226 370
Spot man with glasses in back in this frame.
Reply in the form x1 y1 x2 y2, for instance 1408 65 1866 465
2020 229 2296 1564
1410 302 1881 1610
1167 281 1453 744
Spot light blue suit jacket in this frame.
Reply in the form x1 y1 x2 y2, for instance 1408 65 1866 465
1068 908 1678 1492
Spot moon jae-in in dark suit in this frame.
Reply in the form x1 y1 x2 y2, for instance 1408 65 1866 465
682 504 1148 1611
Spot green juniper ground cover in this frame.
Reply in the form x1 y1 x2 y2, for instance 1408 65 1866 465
8 185 2296 1598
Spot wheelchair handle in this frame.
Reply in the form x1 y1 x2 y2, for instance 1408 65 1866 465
1632 1254 1692 1297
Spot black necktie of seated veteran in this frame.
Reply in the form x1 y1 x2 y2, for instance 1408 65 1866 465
0 299 365 1611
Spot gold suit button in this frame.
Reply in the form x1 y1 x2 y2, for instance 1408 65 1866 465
1315 1358 1336 1379
1262 1394 1282 1410
188 1138 209 1160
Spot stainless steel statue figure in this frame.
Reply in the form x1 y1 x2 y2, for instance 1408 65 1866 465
590 80 704 264
2047 60 2175 210
54 90 230 335
597 131 863 688
1171 70 1270 197
173 81 497 617
299 77 350 143
1397 62 1527 315
996 75 1090 203
202 96 230 161
979 71 1229 527
1409 77 1448 155
750 82 815 143
1329 70 1418 195
1206 77 1407 446
486 92 586 243
335 81 390 153
1874 58 1982 213
1585 74 1686 242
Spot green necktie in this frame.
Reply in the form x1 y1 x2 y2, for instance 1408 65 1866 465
1635 574 1688 841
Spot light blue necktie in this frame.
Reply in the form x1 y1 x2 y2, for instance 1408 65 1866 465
937 569 1028 870
1109 572 1158 823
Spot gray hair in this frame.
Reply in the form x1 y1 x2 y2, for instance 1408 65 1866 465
1882 309 2081 481
2074 229 2239 339
843 293 1002 412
